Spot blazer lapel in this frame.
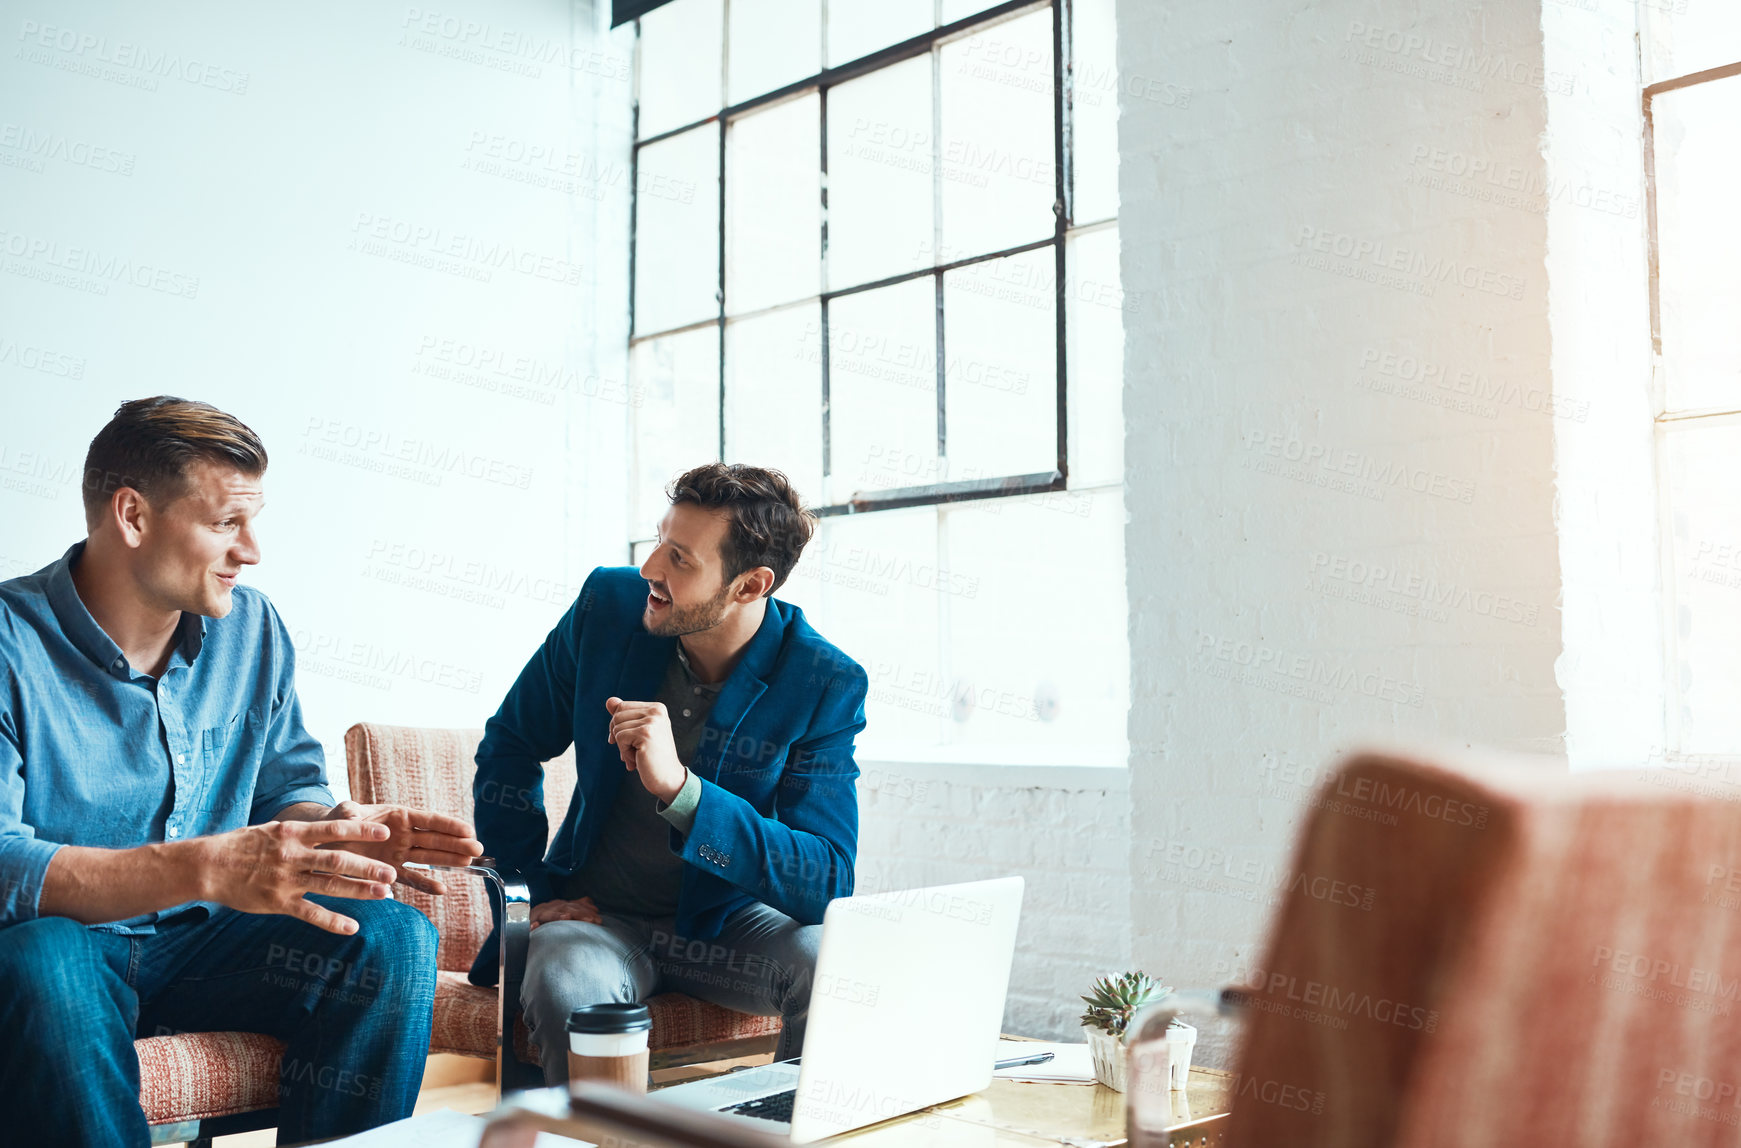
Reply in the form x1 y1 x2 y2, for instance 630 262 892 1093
589 629 676 806
617 629 676 700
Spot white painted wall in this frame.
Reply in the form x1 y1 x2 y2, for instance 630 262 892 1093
0 0 634 784
1119 0 1594 1063
854 762 1132 1039
1543 0 1664 770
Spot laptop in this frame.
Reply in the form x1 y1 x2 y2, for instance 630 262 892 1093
649 876 1025 1142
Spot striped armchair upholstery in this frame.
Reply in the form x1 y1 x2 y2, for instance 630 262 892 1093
344 723 781 1086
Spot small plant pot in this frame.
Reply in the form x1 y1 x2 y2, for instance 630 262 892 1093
1083 1025 1129 1091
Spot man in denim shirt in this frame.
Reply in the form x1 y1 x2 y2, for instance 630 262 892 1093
0 397 482 1147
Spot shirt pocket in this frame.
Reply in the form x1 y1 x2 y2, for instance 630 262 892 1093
195 710 260 818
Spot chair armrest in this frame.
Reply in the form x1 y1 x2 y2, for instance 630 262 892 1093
422 859 540 1093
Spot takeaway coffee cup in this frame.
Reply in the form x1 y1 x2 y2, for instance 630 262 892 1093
566 1003 652 1095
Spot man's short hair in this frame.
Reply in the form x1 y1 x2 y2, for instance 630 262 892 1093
667 463 815 595
82 396 268 527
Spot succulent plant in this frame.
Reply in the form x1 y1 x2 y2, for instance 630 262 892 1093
1080 971 1172 1039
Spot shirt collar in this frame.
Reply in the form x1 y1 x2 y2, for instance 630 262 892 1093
46 540 207 678
673 641 724 693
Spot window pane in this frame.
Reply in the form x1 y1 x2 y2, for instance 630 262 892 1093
1072 0 1118 225
1656 75 1741 414
728 0 821 104
941 0 1013 22
727 95 821 315
1644 4 1741 87
1066 227 1124 487
638 0 723 139
788 508 944 748
942 248 1057 478
825 277 940 502
826 56 935 290
826 0 931 68
939 9 1055 259
635 126 720 336
630 326 720 537
725 305 824 501
1663 419 1741 754
942 487 1128 762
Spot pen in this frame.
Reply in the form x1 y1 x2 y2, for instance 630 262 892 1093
995 1051 1057 1070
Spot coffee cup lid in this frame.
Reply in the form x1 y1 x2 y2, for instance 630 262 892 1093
567 1003 652 1034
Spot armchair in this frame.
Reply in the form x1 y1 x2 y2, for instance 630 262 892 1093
344 723 783 1093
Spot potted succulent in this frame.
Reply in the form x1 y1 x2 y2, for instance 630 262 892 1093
1079 971 1195 1091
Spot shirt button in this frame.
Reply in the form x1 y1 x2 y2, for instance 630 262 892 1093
166 826 181 839
176 754 187 765
693 687 701 695
111 657 124 672
682 709 692 718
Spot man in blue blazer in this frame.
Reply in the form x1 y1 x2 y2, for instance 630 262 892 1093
469 463 869 1083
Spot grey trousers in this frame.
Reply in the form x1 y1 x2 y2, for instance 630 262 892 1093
521 901 821 1085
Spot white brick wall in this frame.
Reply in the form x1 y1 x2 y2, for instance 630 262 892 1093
854 763 1133 1039
1116 0 1611 1064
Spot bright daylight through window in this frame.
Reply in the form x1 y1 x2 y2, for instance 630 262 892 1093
625 0 1128 765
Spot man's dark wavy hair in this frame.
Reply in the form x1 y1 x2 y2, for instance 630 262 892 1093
667 463 815 596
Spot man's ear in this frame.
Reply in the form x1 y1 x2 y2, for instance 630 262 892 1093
111 487 151 549
737 566 776 602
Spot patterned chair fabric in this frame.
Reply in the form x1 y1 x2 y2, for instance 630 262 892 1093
136 1031 286 1125
137 722 780 1130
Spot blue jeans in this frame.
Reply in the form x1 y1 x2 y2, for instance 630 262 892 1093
521 902 820 1084
0 896 438 1147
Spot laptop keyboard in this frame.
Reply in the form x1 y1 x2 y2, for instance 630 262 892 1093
723 1089 796 1123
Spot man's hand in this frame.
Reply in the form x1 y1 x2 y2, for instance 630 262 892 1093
529 895 603 932
195 820 400 935
606 696 687 804
318 802 484 896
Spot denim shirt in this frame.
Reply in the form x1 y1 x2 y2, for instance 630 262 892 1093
0 542 333 932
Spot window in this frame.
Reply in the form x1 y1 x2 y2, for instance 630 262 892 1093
626 0 1127 765
1644 9 1741 756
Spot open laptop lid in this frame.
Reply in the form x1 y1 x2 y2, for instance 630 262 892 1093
789 876 1025 1143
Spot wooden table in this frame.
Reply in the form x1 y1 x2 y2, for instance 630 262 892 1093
483 1059 1234 1147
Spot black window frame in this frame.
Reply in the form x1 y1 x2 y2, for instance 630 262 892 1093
628 0 1082 519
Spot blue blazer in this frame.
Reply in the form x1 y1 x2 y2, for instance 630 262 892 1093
468 566 868 985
